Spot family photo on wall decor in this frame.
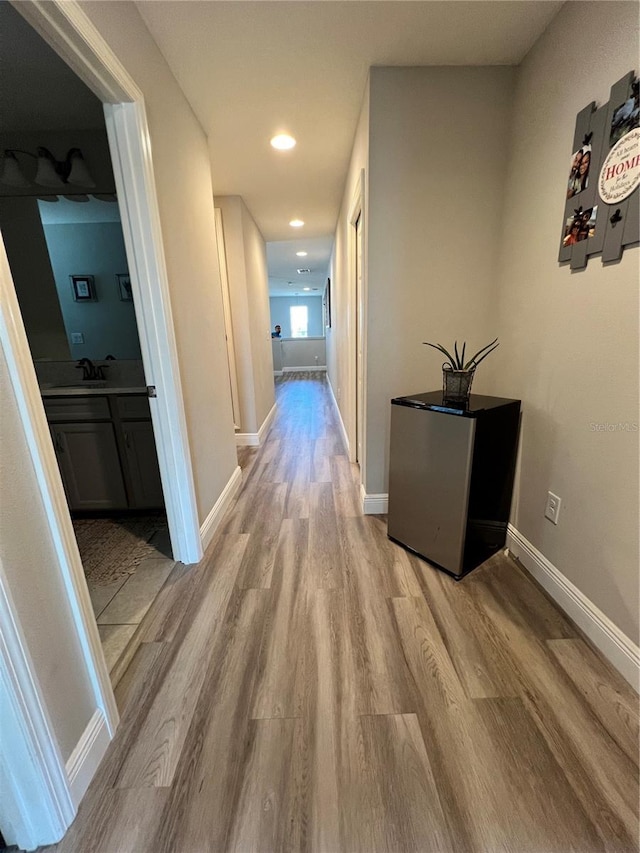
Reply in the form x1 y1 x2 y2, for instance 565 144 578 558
566 145 591 198
562 206 598 246
610 77 639 146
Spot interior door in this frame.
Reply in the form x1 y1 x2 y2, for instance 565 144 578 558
214 208 241 429
355 211 364 466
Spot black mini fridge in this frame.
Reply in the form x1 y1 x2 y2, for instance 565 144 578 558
387 391 521 579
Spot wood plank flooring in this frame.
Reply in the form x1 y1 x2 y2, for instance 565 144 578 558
46 372 639 853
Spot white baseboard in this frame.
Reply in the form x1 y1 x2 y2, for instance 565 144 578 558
235 402 277 447
65 709 110 808
273 370 283 377
235 433 260 447
282 365 327 372
200 465 242 551
326 379 350 456
360 485 389 515
507 524 639 691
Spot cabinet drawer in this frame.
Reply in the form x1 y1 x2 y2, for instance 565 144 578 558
43 396 110 422
116 395 151 420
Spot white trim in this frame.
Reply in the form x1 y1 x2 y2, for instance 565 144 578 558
235 433 261 447
235 402 277 447
65 710 110 808
360 486 389 515
507 524 639 691
200 466 242 551
104 101 202 565
0 242 119 738
273 370 284 377
282 365 327 372
327 378 350 456
0 569 74 850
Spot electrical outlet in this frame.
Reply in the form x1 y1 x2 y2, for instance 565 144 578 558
544 491 562 524
70 332 84 344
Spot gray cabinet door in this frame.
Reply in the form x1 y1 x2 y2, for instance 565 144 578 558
121 421 164 508
50 422 128 511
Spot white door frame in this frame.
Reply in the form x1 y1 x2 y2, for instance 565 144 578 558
1 0 202 844
348 171 367 479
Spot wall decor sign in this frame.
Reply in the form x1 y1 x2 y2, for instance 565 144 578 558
70 275 96 302
559 72 639 270
598 128 640 204
116 273 133 301
325 277 332 328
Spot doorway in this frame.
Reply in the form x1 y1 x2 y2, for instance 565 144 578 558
0 5 204 843
0 3 175 675
349 170 365 474
354 209 363 465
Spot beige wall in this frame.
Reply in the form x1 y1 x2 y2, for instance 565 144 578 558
216 196 274 434
490 1 639 643
0 349 95 762
328 82 370 451
79 1 238 523
365 67 515 494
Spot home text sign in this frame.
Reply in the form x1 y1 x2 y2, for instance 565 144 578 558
559 71 639 270
598 128 640 204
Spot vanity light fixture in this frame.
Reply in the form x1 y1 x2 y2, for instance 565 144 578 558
1 147 96 189
270 134 296 150
289 219 304 228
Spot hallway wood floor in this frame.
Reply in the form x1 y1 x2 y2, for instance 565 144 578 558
47 373 639 853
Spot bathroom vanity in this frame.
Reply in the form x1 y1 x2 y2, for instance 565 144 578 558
42 387 163 511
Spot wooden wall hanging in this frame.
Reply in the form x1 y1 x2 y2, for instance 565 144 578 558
559 70 639 270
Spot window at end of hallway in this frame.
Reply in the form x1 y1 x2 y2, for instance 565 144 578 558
290 305 308 338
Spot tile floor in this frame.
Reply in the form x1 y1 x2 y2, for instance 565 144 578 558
87 527 176 671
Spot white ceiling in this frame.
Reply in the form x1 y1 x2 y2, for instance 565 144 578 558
137 0 563 293
267 236 333 297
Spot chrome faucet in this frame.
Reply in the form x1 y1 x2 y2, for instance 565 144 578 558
76 358 106 381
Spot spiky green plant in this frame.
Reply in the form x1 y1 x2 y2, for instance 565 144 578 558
422 337 499 371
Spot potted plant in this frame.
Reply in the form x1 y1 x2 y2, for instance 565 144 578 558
423 337 499 401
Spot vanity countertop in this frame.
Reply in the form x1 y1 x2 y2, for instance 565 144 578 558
40 385 148 397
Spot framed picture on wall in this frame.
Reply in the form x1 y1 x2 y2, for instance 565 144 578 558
117 273 133 301
325 277 332 328
70 275 96 302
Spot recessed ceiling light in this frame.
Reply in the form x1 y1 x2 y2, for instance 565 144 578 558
289 219 304 228
270 134 296 150
296 251 308 257
303 287 311 291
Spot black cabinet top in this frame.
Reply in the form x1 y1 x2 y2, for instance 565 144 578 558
391 391 521 417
